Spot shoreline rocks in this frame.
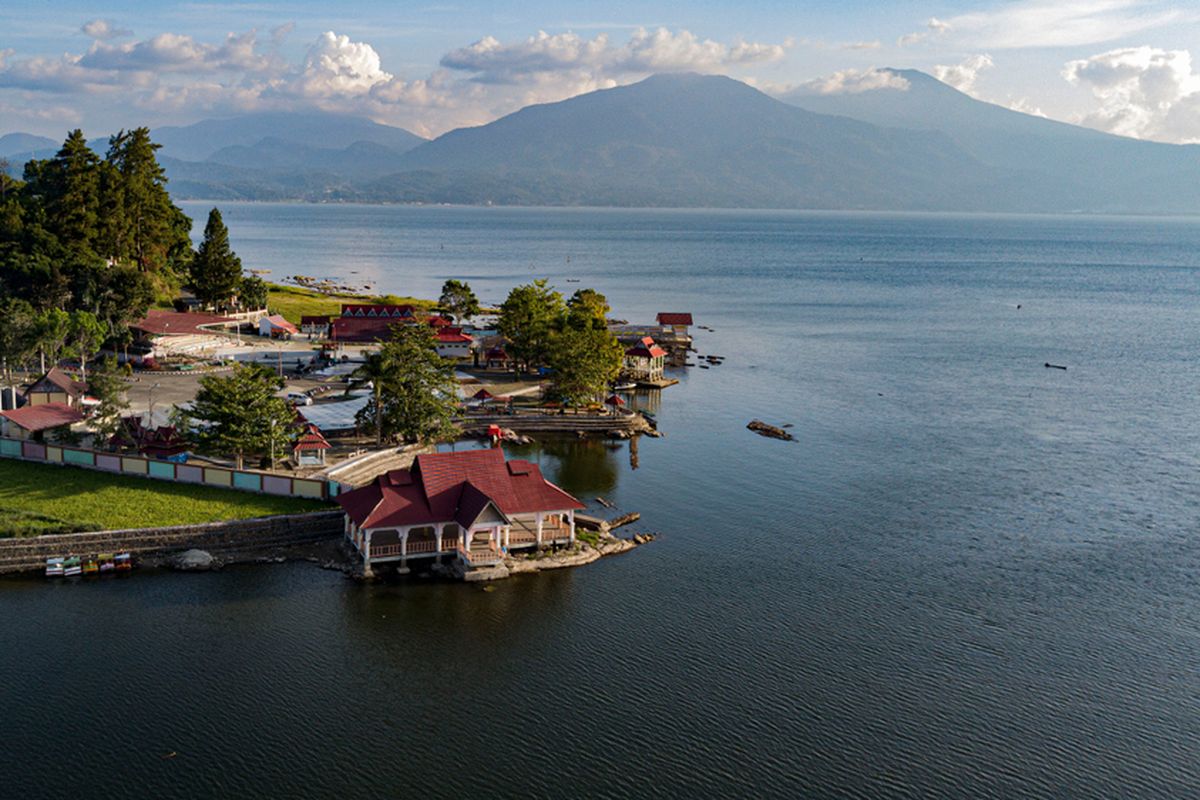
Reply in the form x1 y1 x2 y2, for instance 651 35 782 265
168 549 218 571
747 419 795 441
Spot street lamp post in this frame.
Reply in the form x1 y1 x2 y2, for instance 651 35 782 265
147 382 161 426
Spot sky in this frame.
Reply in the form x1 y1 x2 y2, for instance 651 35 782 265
3 0 1200 144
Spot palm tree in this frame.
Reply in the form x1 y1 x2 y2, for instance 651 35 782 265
346 351 392 448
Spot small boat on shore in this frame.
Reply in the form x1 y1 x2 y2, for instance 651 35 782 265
45 558 64 577
63 556 82 577
82 557 99 576
98 554 115 573
114 553 132 573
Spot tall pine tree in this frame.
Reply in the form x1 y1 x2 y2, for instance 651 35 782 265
190 208 243 309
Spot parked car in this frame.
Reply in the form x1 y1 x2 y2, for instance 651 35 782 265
286 392 313 406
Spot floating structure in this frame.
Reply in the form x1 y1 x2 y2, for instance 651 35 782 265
337 448 585 577
623 336 668 383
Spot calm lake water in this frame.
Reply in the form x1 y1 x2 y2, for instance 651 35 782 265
4 205 1200 798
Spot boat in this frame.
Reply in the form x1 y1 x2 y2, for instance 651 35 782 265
63 556 82 577
82 557 99 576
612 382 636 391
45 557 64 577
114 553 132 573
98 553 115 573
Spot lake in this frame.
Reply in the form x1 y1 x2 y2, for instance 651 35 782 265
3 205 1200 798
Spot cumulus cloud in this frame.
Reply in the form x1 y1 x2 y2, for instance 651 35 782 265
1063 46 1200 141
79 30 275 74
441 27 790 83
933 54 995 94
842 41 882 51
290 31 393 97
82 19 132 41
800 67 911 95
937 0 1189 50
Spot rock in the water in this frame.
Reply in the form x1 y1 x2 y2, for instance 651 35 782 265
169 549 216 571
747 419 795 441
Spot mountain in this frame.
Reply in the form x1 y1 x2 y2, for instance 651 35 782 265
0 133 57 160
367 73 1003 209
151 111 425 162
778 69 1200 213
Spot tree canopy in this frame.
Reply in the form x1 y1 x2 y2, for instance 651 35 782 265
439 279 480 323
353 323 459 445
190 207 243 309
184 363 295 469
498 279 565 374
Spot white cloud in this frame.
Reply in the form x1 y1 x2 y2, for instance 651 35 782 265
933 54 995 94
1063 46 1200 141
440 27 789 83
79 30 275 74
800 67 911 95
842 41 882 51
290 31 393 97
82 19 132 41
899 17 951 47
937 0 1189 50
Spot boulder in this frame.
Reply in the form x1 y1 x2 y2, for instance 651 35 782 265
169 549 216 571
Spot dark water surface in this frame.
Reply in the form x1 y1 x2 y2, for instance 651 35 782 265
4 207 1200 798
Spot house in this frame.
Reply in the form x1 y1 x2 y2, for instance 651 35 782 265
0 403 85 441
434 328 474 359
337 448 585 575
656 312 693 335
293 423 331 466
259 314 299 339
624 336 667 382
110 416 189 461
300 315 331 338
25 367 88 408
484 346 509 369
128 309 238 361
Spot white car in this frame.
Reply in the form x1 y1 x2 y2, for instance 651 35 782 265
286 391 313 406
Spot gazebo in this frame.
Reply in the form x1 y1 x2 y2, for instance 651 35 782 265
293 423 331 466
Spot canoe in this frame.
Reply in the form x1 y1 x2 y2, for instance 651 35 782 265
114 553 132 572
45 558 64 578
63 556 82 577
82 558 99 576
98 553 115 573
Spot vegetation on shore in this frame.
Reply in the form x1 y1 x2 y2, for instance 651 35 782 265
0 459 327 537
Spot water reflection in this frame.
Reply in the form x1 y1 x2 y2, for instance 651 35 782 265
503 436 621 497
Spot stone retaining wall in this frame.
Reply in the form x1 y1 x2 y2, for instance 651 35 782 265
0 510 344 575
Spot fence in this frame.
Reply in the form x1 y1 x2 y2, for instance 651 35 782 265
0 437 344 501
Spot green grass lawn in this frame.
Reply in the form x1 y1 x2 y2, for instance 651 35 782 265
0 459 331 536
267 282 436 325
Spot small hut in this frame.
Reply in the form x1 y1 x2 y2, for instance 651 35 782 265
293 423 331 466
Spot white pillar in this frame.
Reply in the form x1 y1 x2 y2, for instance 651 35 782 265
363 529 373 568
400 529 409 573
568 510 576 544
503 525 510 550
435 523 444 553
536 512 544 547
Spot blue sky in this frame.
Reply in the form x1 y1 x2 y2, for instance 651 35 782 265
3 0 1200 143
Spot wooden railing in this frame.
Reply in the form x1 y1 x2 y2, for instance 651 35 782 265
369 543 403 558
407 538 438 554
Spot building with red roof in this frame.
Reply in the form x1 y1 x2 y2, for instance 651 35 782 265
336 448 584 574
434 327 475 359
0 403 85 440
258 314 299 338
656 312 694 333
293 423 331 466
130 309 236 337
25 367 89 408
300 315 331 337
623 336 667 382
340 304 415 319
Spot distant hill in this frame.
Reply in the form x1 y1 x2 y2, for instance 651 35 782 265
779 68 1200 213
368 73 999 210
151 111 425 162
0 133 57 163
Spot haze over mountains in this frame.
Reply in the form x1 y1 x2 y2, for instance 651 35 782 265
4 72 1200 213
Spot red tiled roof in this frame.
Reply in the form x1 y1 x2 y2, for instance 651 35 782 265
485 346 508 359
336 448 583 530
436 328 473 343
1 403 85 432
329 316 396 342
262 314 299 334
28 367 87 399
293 423 331 451
131 309 234 336
300 315 331 326
427 315 453 327
626 336 667 359
656 312 693 325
